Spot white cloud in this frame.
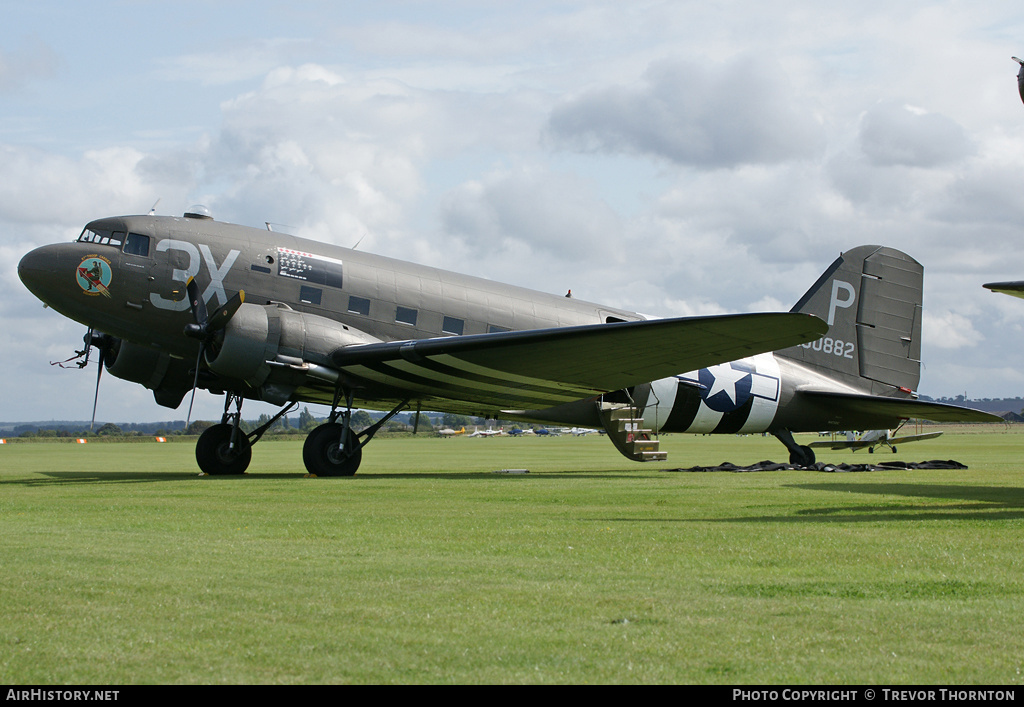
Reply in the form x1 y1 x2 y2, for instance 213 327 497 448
0 38 58 92
923 310 982 350
6 1 1024 425
858 102 972 168
547 56 826 168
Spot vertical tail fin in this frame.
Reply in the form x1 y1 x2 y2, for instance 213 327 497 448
778 245 923 395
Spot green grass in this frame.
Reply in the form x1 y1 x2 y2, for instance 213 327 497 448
2 429 1024 684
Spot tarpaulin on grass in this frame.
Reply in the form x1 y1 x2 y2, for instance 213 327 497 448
667 460 968 473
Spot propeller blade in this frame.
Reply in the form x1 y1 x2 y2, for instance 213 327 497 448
206 290 245 332
90 345 104 431
186 276 209 331
185 344 204 429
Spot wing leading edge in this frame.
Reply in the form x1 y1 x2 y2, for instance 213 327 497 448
331 312 828 410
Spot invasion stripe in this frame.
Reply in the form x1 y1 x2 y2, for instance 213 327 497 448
344 362 586 407
391 356 581 398
431 354 596 393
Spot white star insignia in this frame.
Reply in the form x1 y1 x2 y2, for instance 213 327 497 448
705 364 749 404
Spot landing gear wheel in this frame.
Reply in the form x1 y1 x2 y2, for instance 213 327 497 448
303 423 362 477
788 445 816 467
196 423 252 475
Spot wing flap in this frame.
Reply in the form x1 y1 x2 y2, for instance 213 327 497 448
332 312 827 409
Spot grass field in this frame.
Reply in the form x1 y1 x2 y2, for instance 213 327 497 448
2 428 1023 684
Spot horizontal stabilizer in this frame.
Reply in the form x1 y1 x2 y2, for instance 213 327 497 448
798 390 1001 424
332 312 827 410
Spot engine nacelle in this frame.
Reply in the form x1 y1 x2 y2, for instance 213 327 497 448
206 303 381 385
104 339 192 408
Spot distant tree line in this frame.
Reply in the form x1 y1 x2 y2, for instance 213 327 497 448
10 408 512 438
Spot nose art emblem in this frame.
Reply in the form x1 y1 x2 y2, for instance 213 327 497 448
76 255 113 297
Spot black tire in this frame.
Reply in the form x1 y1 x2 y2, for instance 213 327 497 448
196 423 252 475
788 444 815 467
303 423 362 477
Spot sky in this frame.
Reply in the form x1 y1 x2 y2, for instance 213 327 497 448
3 0 1024 424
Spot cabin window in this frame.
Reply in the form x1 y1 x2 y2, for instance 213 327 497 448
442 316 465 336
487 324 511 333
395 306 418 326
348 296 370 316
123 233 150 257
300 286 322 306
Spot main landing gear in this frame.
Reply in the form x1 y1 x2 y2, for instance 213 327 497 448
301 390 409 477
193 389 411 477
195 393 294 475
773 429 816 467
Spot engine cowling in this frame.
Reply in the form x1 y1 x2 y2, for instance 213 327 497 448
206 303 381 385
103 338 192 408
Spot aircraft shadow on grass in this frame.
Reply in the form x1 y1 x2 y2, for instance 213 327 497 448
740 482 1024 524
5 468 642 486
589 481 1024 525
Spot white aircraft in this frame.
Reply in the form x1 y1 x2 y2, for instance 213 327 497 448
809 428 943 454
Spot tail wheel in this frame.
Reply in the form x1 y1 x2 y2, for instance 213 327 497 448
196 423 251 475
788 444 815 467
303 423 362 477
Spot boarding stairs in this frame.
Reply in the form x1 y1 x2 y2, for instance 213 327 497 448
597 402 667 463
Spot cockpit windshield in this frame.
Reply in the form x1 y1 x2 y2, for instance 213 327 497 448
76 228 150 256
77 228 124 248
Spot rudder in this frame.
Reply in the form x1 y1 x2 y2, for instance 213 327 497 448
778 245 923 395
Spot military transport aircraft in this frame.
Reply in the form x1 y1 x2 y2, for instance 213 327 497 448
18 207 997 476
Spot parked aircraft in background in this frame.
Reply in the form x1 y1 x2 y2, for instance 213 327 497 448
809 428 943 454
437 426 465 437
18 208 997 476
468 428 504 437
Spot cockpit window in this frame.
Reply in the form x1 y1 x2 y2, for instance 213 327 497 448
123 233 150 257
77 228 124 248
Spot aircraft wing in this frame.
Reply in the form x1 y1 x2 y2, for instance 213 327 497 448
809 438 876 450
889 431 944 445
984 281 1024 299
797 391 1002 423
331 312 827 410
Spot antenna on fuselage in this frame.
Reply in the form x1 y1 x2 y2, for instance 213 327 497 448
148 199 161 216
265 222 297 234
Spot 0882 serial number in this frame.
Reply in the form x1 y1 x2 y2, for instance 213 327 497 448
801 337 854 359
